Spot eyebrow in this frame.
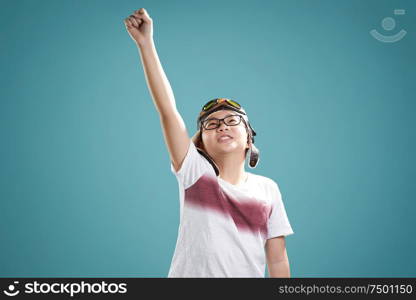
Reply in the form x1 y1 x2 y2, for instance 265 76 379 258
205 113 236 121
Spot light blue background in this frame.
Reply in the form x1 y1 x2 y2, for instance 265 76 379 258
1 0 415 277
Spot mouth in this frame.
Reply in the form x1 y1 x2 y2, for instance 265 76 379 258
217 135 233 143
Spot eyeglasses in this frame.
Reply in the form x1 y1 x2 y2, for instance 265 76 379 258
202 98 241 112
202 114 243 130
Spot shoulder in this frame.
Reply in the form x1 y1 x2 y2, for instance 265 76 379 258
248 172 280 192
248 172 277 185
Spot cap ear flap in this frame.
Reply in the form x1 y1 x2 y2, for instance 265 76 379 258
244 125 259 168
244 120 254 145
248 143 260 168
191 130 200 145
192 129 220 176
192 130 204 151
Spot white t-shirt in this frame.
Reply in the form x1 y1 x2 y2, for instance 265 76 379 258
168 140 294 277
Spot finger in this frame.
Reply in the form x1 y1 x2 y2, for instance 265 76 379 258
132 11 145 23
131 13 143 25
129 15 139 27
124 18 133 28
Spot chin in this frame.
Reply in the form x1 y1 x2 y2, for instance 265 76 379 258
215 143 242 153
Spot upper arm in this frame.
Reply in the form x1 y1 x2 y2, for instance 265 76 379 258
159 109 192 173
265 236 288 264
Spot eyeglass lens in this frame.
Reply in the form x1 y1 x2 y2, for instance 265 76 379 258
203 115 241 129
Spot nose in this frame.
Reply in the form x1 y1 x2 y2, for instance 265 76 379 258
217 119 230 131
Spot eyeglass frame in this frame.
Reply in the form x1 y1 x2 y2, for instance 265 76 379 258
200 114 247 130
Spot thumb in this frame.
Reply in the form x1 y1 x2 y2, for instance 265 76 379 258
137 8 152 22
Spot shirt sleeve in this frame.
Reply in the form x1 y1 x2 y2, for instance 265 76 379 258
170 139 215 189
267 181 294 239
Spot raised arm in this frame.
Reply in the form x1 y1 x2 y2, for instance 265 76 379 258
124 8 191 172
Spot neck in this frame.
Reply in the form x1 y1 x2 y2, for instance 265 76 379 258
215 152 247 185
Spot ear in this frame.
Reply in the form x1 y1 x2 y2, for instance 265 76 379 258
246 134 252 149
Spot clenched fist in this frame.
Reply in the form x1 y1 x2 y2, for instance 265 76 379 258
124 8 153 46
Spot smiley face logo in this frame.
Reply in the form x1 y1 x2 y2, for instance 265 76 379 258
370 9 407 43
3 281 20 297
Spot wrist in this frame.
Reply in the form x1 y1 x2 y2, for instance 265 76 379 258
136 38 154 49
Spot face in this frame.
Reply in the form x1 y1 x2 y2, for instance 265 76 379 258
201 109 250 157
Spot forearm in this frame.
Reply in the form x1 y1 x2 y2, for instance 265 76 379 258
267 259 291 278
137 39 177 117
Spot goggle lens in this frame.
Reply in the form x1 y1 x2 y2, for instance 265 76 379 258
202 98 241 111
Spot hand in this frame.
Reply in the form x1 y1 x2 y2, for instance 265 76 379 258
124 8 153 46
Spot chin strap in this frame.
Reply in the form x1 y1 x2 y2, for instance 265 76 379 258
195 147 220 176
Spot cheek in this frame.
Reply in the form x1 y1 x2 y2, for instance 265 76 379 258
232 128 249 144
202 133 214 145
237 126 249 137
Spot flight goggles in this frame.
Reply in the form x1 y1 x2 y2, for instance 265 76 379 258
202 98 241 112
